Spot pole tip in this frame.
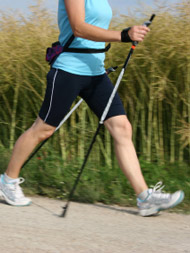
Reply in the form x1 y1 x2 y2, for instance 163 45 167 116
60 206 67 218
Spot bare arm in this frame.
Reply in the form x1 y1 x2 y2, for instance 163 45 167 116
65 0 121 42
65 0 150 43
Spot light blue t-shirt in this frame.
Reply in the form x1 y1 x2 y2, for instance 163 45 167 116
53 0 112 76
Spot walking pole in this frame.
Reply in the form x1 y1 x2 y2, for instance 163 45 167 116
61 14 156 217
21 67 117 170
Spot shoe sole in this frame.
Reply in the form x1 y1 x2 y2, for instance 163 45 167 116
139 191 185 217
0 189 32 207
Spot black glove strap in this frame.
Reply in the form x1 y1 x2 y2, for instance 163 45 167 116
121 27 133 43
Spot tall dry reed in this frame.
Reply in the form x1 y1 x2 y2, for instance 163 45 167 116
0 0 190 167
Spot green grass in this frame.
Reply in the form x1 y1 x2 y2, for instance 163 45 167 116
0 145 189 212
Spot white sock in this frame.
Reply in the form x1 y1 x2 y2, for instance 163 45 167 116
138 189 149 200
4 173 18 184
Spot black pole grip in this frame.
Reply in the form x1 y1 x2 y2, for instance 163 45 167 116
150 14 156 22
143 14 156 27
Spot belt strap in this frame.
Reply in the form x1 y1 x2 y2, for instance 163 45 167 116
52 35 111 54
64 43 111 54
49 34 111 66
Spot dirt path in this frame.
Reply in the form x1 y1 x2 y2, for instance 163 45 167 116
0 196 190 253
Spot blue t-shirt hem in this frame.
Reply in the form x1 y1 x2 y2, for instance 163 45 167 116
52 65 106 76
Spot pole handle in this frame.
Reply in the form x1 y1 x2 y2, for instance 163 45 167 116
143 14 156 27
150 14 156 22
133 14 156 46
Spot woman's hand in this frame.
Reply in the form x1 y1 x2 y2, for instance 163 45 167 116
128 26 150 42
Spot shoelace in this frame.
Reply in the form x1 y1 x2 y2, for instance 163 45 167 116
9 177 25 199
150 181 170 200
152 181 165 192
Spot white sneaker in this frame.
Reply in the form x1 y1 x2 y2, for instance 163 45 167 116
137 182 184 217
0 174 32 206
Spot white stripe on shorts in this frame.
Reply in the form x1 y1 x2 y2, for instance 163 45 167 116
44 69 58 123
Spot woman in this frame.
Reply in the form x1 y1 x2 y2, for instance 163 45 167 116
0 0 184 216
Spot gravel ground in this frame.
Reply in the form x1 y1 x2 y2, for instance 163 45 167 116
0 196 190 253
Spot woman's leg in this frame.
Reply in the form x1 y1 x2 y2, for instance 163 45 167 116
104 115 184 216
0 117 56 206
6 117 56 179
104 115 148 195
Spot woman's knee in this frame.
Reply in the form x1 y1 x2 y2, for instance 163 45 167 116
105 115 132 140
29 117 56 142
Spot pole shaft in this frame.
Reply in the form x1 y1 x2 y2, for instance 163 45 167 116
61 123 102 217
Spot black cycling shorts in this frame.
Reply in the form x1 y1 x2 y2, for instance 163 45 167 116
39 68 126 127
